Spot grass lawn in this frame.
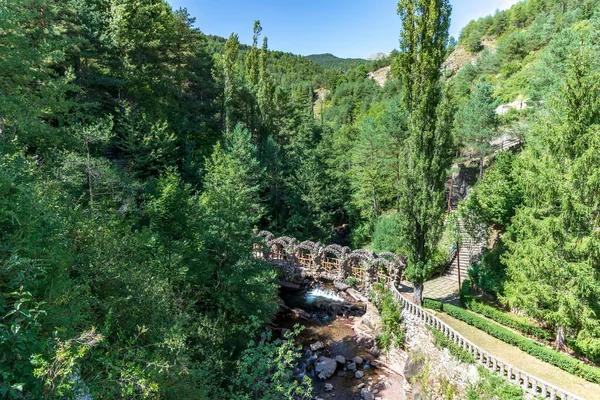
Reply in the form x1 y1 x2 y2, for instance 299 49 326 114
436 312 600 400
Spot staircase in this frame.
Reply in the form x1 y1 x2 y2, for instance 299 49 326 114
444 218 484 284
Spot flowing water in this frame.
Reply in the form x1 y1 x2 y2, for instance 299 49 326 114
275 284 405 399
306 287 345 302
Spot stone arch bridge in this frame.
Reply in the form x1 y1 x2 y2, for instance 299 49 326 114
253 230 406 293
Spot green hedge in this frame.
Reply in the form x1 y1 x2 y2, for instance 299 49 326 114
442 302 600 384
423 298 443 311
460 280 551 341
427 325 475 365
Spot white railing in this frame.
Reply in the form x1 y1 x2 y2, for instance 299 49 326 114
391 287 583 400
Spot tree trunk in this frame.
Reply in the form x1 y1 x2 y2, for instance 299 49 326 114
479 157 484 179
86 141 94 205
554 326 567 350
413 282 424 306
457 242 461 291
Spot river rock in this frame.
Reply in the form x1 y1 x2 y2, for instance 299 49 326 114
347 362 357 371
352 356 364 365
292 308 311 320
310 341 325 351
335 355 346 364
355 370 365 379
315 357 337 380
361 388 374 400
404 356 425 380
325 383 334 391
279 280 301 290
368 346 380 357
334 281 351 291
358 383 365 389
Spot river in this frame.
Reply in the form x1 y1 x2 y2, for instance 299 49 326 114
274 284 406 400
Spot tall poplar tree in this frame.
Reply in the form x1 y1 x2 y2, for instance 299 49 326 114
220 33 240 134
395 0 455 305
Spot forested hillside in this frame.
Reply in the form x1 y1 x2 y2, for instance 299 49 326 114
305 53 367 70
2 0 600 398
449 0 600 365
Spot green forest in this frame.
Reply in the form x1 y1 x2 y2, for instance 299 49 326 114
1 0 600 398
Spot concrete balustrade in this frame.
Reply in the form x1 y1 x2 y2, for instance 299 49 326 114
389 286 583 400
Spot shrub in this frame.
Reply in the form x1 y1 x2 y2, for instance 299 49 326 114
376 332 392 353
466 367 523 400
372 287 406 351
571 333 600 364
460 280 550 341
427 326 475 365
466 30 483 53
442 302 600 384
372 212 404 254
423 298 443 312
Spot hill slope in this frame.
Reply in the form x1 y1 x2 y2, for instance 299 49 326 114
306 53 367 70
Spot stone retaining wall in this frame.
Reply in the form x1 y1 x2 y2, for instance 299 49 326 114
390 286 582 400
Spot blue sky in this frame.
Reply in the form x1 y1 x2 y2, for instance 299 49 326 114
166 0 519 58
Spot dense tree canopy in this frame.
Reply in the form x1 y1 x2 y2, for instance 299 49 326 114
3 0 600 396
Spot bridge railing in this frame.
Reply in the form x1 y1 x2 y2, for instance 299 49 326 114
390 286 583 400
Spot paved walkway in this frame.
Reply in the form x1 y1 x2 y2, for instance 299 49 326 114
398 276 461 304
437 312 600 400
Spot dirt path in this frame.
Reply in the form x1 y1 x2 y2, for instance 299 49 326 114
436 312 600 400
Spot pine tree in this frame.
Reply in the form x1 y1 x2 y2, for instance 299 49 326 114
350 118 393 223
395 0 455 305
503 50 600 351
455 81 498 178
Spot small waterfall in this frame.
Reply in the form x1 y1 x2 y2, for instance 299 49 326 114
306 287 344 302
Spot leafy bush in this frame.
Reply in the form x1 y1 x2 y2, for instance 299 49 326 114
466 367 523 400
376 332 392 353
441 303 600 384
427 326 475 365
372 287 405 351
460 280 550 341
346 276 358 287
467 241 508 297
461 151 522 229
466 30 483 53
373 212 404 254
0 289 46 398
571 332 600 364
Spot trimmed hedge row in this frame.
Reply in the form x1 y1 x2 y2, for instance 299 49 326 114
423 298 443 311
427 325 475 365
441 302 600 384
460 280 551 341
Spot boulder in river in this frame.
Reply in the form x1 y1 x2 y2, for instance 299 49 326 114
334 281 351 291
315 356 337 380
361 388 374 400
355 370 364 379
335 355 346 364
292 308 311 320
347 361 357 371
352 356 364 365
310 341 325 351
